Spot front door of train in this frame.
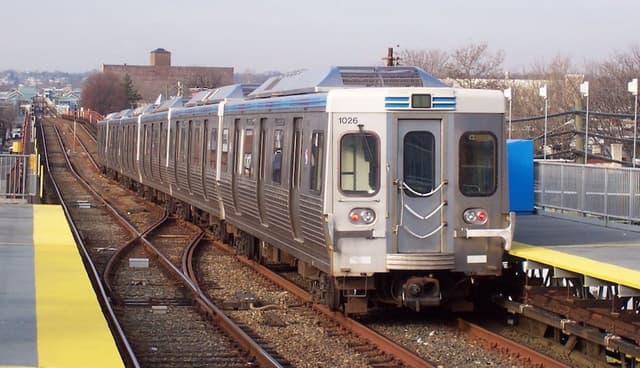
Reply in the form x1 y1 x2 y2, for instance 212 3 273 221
396 119 443 253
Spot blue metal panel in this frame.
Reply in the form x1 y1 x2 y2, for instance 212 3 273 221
384 96 410 109
507 139 534 213
432 96 456 109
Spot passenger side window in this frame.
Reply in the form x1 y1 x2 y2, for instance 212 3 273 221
169 122 175 163
310 131 324 192
272 129 283 184
152 123 159 164
160 122 166 167
459 132 497 196
144 125 152 165
340 133 379 195
179 123 188 162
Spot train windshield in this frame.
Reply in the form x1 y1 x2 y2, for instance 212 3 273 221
459 132 497 196
340 132 379 195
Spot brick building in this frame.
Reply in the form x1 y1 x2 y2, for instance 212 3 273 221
102 48 234 102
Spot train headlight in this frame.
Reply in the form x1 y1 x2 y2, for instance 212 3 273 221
349 208 376 225
463 208 488 225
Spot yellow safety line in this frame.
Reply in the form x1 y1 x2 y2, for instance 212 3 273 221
544 243 640 249
33 205 124 368
510 241 640 290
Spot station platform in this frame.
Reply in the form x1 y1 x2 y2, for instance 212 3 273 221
0 204 123 368
510 211 640 291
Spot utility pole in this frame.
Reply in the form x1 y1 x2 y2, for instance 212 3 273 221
383 47 400 67
575 96 584 164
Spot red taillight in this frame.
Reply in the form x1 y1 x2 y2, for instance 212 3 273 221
350 211 361 222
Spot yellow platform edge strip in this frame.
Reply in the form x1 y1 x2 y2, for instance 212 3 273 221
510 241 640 290
33 205 124 368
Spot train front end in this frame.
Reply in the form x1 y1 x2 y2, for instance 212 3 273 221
327 86 514 313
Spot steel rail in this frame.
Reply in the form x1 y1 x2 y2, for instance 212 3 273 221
456 318 570 368
41 123 140 368
141 228 284 367
179 233 286 368
72 127 100 171
102 211 169 301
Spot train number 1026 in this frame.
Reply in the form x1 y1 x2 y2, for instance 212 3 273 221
338 116 359 125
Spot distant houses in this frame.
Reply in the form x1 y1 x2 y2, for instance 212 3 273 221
0 85 36 110
0 85 81 125
43 87 81 113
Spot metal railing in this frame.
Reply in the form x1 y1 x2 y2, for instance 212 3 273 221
535 161 640 223
0 154 40 202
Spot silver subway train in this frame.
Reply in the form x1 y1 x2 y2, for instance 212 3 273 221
97 66 514 313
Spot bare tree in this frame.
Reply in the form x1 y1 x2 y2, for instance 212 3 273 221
448 42 505 88
508 55 581 155
235 69 280 84
0 103 17 144
185 72 225 91
528 55 581 113
0 103 17 125
400 49 450 78
584 45 640 155
80 72 128 115
588 46 640 114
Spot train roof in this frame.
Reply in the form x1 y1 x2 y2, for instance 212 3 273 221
249 66 447 98
153 96 186 113
184 84 257 107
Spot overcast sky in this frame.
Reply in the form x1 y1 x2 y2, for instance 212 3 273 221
1 0 638 73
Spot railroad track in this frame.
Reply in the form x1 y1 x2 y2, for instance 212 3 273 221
106 218 261 367
202 240 572 368
43 118 283 367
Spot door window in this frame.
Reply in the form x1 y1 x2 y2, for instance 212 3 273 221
403 131 435 196
208 125 217 169
310 131 324 192
242 129 254 177
271 129 283 184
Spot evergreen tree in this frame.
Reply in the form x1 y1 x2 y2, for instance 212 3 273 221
122 73 142 107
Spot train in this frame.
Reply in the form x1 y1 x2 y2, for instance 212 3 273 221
97 66 514 313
